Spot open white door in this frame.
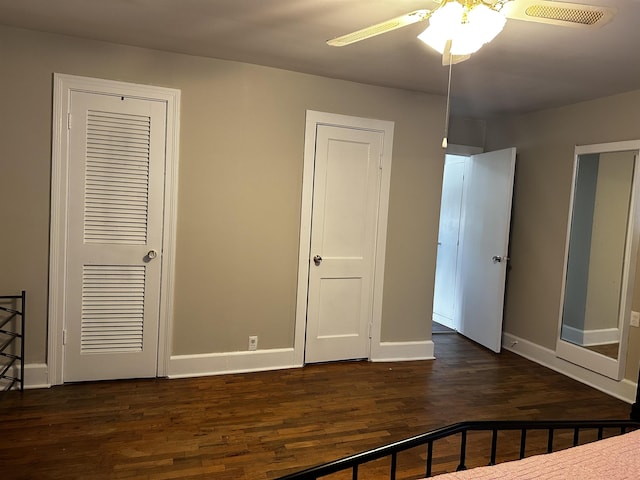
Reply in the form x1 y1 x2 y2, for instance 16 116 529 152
456 148 516 352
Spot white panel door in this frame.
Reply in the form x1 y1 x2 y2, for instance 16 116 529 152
433 155 466 330
457 148 516 353
305 125 383 363
63 91 166 382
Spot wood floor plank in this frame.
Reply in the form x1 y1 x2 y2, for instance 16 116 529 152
0 334 633 479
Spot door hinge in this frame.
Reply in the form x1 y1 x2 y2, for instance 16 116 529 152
67 113 72 130
62 329 67 345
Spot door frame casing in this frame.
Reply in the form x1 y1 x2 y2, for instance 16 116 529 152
48 73 181 385
294 110 394 365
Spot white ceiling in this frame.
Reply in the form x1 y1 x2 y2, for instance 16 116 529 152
1 0 639 117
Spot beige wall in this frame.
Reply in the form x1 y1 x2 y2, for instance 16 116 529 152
0 25 447 364
448 116 486 148
485 90 640 381
2 22 638 388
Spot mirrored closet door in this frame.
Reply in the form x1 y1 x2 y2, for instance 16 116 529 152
557 141 640 380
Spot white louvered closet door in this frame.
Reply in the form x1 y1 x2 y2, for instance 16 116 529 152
64 91 166 382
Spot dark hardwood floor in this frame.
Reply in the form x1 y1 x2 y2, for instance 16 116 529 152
0 334 632 479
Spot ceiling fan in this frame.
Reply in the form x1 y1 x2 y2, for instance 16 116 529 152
327 0 615 65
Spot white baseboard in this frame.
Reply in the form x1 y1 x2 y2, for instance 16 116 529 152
583 327 620 346
25 363 50 388
561 325 620 346
22 342 436 386
371 340 435 362
171 341 435 378
18 341 436 387
502 332 637 404
2 363 50 389
168 347 300 378
560 325 584 345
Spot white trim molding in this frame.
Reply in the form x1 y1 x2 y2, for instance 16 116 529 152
48 73 180 385
561 325 620 346
168 348 298 378
371 340 435 362
582 327 620 346
24 363 50 389
503 332 637 404
5 363 50 390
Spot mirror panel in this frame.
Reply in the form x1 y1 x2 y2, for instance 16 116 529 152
557 141 640 380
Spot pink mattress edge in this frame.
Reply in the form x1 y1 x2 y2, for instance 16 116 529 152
426 428 640 480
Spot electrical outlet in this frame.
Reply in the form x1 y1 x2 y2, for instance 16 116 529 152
631 311 640 328
248 335 258 351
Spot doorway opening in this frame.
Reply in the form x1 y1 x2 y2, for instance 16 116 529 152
433 154 467 333
432 148 516 353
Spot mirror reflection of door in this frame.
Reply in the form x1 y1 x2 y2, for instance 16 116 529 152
561 150 636 360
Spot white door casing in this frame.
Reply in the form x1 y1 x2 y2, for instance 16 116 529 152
295 111 394 365
49 74 180 385
456 148 516 353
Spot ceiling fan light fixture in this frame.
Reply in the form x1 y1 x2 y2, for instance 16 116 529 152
417 0 507 56
417 1 463 53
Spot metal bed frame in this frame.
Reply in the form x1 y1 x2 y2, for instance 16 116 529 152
276 372 640 480
0 291 26 392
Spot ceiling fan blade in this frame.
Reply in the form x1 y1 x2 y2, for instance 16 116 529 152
503 0 615 28
327 9 431 47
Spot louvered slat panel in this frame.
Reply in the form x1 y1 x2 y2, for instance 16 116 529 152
84 110 151 244
81 265 146 353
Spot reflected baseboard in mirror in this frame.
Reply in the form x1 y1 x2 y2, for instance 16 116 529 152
584 343 619 359
556 140 640 380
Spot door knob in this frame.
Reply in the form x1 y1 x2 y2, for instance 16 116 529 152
313 255 322 266
492 255 510 263
147 249 158 259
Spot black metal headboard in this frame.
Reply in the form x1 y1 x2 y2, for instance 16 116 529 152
631 369 640 421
